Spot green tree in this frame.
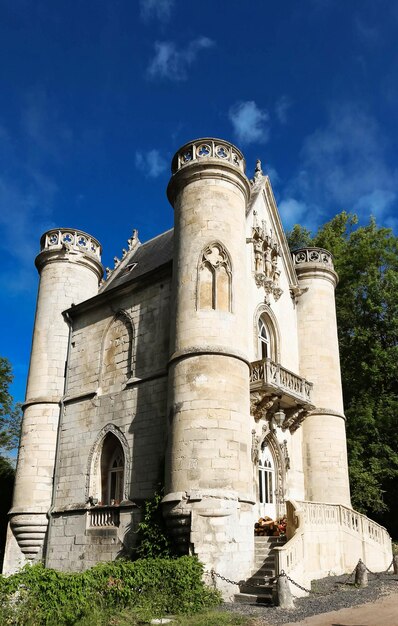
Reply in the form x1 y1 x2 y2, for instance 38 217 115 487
288 214 398 534
0 357 22 453
0 357 22 568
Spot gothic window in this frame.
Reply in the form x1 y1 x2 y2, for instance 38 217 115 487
100 312 134 393
198 242 232 312
100 433 125 505
258 319 270 359
257 314 278 361
259 445 274 506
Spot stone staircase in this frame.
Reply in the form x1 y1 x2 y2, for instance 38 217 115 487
235 536 286 604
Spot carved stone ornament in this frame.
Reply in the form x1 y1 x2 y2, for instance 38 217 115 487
250 159 264 186
247 213 283 303
290 285 309 304
283 406 308 433
251 429 261 463
281 439 290 470
250 392 279 422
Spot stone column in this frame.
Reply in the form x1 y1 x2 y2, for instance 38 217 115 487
163 139 254 597
3 229 103 574
294 248 351 506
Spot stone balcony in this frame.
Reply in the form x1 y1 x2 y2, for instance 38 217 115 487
250 358 314 432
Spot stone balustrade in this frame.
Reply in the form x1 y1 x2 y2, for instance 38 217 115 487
274 499 392 596
171 138 245 174
250 358 313 405
88 506 120 528
40 228 102 260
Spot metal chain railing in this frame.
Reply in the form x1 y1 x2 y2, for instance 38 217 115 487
365 557 394 577
207 554 397 600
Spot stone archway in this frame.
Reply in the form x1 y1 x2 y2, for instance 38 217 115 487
253 426 287 520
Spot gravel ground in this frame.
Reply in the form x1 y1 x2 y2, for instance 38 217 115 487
222 572 398 625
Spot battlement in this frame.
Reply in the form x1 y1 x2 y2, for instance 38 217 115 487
292 247 334 269
40 228 102 261
171 137 246 175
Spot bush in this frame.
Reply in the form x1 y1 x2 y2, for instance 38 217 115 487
0 557 221 625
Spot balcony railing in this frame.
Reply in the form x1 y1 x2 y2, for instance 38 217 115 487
88 506 120 528
250 358 313 406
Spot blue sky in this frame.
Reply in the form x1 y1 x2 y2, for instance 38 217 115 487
1 0 398 403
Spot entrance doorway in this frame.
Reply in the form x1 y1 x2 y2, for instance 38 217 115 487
258 444 276 519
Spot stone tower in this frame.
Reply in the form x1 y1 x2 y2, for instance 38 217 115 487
3 229 103 574
163 139 254 593
294 248 351 506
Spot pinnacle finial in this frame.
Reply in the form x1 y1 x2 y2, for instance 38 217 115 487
254 159 263 181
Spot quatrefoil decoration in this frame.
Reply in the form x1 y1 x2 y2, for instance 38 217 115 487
216 145 229 158
197 144 211 157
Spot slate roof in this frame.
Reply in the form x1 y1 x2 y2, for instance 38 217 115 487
102 228 174 292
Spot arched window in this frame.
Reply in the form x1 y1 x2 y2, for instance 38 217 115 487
100 434 125 505
198 242 232 312
258 318 270 359
100 312 134 394
258 446 275 512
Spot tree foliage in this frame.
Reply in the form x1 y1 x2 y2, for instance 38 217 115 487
288 213 398 532
0 357 22 567
0 356 22 453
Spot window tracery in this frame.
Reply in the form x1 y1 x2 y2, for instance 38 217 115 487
99 311 134 393
198 242 232 312
101 435 125 505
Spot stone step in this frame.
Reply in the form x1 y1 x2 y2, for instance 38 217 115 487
254 554 275 563
248 574 275 584
254 560 275 569
234 592 272 604
236 582 274 601
252 565 275 576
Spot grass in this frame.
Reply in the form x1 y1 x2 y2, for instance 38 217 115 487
72 608 253 626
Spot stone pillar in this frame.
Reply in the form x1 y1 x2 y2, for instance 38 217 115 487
163 139 254 596
294 248 351 507
3 229 103 574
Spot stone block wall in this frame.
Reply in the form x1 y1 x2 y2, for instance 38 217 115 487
46 275 171 569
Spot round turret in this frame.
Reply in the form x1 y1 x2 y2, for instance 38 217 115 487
3 229 103 573
163 138 254 595
293 247 350 506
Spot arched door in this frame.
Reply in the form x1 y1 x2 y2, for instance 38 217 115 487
258 444 276 519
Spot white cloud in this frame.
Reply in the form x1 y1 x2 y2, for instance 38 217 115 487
280 103 398 230
228 101 269 145
147 37 214 81
140 0 175 22
278 198 310 230
0 91 76 292
265 165 279 184
135 149 168 178
275 96 291 125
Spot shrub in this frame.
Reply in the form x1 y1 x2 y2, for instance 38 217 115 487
135 486 173 559
0 557 221 625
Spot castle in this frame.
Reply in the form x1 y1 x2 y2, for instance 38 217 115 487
3 138 392 598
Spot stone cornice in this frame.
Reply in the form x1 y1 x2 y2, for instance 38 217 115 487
168 345 250 368
307 407 346 420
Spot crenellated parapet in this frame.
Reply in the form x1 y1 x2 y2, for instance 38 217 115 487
171 137 245 175
293 247 338 287
40 228 102 259
293 247 334 268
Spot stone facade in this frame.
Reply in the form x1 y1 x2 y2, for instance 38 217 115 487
3 138 392 598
